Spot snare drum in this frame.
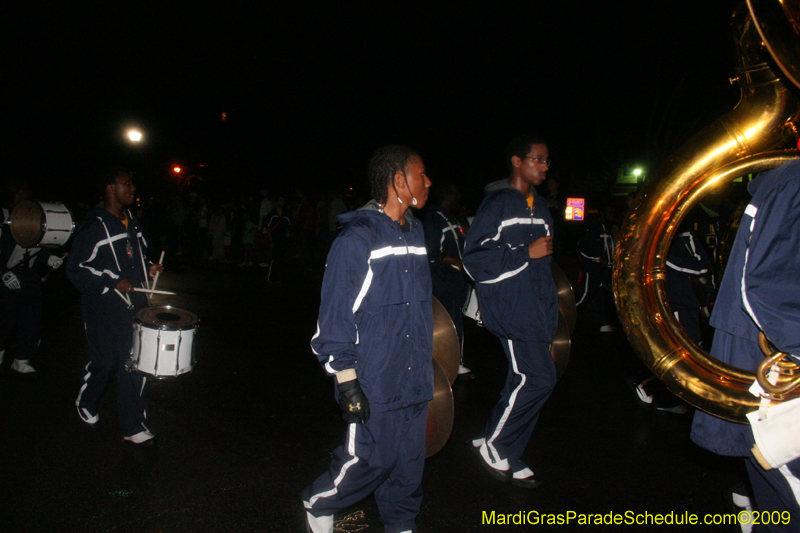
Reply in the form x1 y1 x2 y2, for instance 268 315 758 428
130 306 198 378
10 200 74 248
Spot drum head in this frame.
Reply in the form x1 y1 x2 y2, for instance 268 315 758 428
10 200 45 248
135 306 198 330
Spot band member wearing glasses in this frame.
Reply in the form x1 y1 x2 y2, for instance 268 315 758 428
462 135 557 489
302 146 433 533
691 160 800 528
67 168 163 446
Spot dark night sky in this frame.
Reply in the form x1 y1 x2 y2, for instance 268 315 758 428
8 1 741 205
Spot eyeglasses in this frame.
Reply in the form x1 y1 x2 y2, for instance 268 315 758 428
525 156 551 166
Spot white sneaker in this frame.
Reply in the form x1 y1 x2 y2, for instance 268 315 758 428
10 359 36 374
599 324 617 333
124 430 156 445
305 512 333 533
635 383 654 405
77 405 99 427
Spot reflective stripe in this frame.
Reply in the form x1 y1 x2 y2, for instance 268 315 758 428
78 232 126 280
486 339 526 463
75 361 92 407
478 262 529 285
666 260 708 275
480 217 550 245
304 423 360 509
741 205 763 330
352 245 427 313
435 211 462 259
575 273 590 306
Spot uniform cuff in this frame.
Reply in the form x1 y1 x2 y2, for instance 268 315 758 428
335 368 357 384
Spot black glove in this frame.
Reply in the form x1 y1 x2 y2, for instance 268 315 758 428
337 379 370 424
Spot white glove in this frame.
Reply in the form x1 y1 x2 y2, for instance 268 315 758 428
747 396 800 470
47 255 64 269
2 272 21 290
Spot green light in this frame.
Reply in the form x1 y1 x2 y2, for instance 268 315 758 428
633 168 643 177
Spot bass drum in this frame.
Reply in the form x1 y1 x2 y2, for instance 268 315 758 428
10 200 74 248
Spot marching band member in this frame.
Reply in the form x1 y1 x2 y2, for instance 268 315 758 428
422 182 472 377
302 146 433 533
462 135 557 489
0 182 64 374
576 204 617 333
67 168 163 446
691 160 800 530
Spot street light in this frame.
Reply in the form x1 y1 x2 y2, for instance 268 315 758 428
127 129 143 143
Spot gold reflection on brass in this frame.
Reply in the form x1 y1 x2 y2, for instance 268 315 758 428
613 1 800 423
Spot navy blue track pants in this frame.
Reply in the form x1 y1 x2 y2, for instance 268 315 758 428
76 299 148 437
482 338 556 471
302 403 427 533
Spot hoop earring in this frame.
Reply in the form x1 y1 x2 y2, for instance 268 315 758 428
398 197 403 204
411 197 418 206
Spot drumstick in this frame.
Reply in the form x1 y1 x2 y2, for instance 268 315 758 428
152 251 165 291
134 288 176 295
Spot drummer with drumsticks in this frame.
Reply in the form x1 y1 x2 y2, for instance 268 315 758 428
66 168 163 446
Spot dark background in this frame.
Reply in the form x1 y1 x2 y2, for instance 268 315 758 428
8 1 741 206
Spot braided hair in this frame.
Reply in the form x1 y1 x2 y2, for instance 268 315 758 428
367 145 419 205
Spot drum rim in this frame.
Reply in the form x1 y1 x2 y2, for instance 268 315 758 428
134 305 199 331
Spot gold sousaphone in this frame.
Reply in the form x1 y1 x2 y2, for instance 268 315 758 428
614 0 800 423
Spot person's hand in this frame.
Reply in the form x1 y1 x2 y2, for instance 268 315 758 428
149 264 164 278
337 379 370 424
2 272 20 290
528 236 553 259
443 256 463 272
47 255 64 269
116 279 135 294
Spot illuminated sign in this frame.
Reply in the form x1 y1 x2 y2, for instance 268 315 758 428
565 198 585 221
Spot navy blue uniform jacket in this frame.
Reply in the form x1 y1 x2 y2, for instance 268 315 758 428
311 201 434 412
692 160 800 456
462 183 558 342
67 207 152 315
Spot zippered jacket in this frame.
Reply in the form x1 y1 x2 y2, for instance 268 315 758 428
311 201 434 412
463 183 558 341
709 160 800 360
691 159 800 458
67 207 152 308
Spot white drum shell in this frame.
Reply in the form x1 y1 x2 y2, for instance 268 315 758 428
131 308 197 378
39 202 75 247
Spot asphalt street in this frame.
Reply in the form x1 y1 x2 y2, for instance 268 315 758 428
0 258 744 532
